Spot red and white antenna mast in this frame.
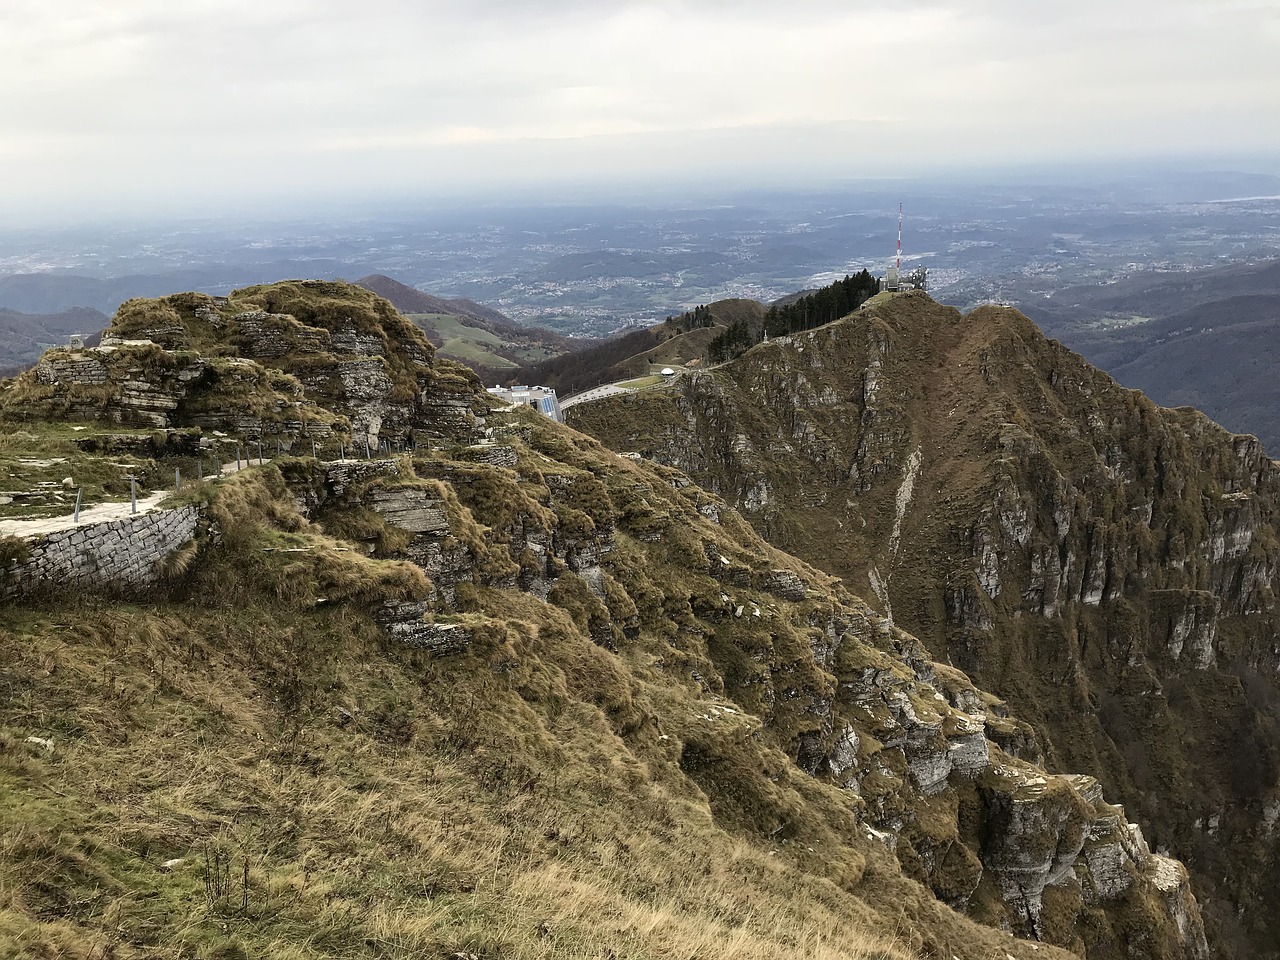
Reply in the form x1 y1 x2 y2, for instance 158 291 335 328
897 202 902 270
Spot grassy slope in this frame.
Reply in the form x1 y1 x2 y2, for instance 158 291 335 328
407 312 522 370
0 427 1071 960
568 291 1280 957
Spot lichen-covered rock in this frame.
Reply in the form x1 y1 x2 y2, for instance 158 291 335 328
374 601 471 654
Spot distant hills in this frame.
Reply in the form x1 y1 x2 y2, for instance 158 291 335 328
1075 293 1280 453
0 266 347 315
0 269 571 384
516 298 767 396
4 253 1280 455
355 273 515 328
353 274 575 383
1020 259 1280 452
0 306 108 374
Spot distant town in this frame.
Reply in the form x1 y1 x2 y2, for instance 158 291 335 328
2 172 1277 347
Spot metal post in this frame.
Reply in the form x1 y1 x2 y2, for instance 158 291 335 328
236 446 242 470
276 437 281 456
339 443 345 461
74 487 82 524
175 467 181 492
217 455 222 477
257 439 263 465
130 477 137 514
364 438 371 459
311 439 317 459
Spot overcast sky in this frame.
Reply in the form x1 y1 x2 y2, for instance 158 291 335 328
2 0 1278 219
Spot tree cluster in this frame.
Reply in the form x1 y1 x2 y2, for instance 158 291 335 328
764 271 879 338
707 271 879 364
707 319 757 363
665 303 714 334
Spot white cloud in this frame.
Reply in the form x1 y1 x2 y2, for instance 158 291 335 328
0 0 1277 217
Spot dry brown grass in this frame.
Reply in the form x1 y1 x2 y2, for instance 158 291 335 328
0 586 918 960
0 349 1076 960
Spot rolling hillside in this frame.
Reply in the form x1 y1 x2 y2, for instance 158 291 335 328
355 274 574 382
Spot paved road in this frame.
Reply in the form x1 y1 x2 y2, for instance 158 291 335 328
0 456 270 539
560 383 632 411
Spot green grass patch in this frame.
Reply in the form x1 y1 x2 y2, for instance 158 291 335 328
407 313 522 369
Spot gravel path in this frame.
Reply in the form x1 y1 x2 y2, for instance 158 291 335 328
0 457 269 539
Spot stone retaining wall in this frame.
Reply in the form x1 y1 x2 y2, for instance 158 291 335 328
2 504 201 597
37 355 109 385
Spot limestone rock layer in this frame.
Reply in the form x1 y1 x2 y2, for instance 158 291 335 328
570 290 1280 958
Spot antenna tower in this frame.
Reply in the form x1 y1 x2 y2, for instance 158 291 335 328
897 202 902 270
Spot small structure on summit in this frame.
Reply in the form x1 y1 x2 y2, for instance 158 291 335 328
879 204 928 293
487 384 564 423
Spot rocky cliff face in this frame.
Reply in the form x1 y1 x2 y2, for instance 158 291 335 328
2 282 1214 959
8 281 481 448
270 408 1207 958
569 290 1280 958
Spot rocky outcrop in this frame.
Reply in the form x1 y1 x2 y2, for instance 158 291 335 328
234 310 331 359
4 281 484 448
0 281 1215 960
268 405 1208 959
570 291 1268 957
36 354 108 386
374 600 472 654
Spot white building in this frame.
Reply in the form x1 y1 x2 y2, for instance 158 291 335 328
487 385 564 423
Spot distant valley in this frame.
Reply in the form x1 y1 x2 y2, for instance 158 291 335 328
1019 259 1280 451
2 172 1279 449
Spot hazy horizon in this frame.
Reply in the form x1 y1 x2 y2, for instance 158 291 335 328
3 1 1279 224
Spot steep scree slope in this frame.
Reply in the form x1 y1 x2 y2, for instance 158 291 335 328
569 290 1280 958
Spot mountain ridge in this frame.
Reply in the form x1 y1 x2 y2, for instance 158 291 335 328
355 273 575 381
0 280 1207 959
1021 258 1280 452
569 289 1280 958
